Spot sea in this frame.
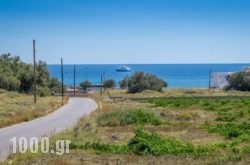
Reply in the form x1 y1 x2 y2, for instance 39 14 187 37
48 64 250 88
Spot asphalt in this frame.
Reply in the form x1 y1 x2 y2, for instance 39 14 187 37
0 97 98 161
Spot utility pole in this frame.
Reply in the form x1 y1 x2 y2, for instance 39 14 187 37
33 39 37 105
100 73 103 96
85 66 88 83
74 64 76 96
208 69 211 90
61 58 64 104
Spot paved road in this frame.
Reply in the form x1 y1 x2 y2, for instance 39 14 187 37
0 97 98 161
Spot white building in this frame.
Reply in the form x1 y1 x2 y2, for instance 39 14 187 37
210 72 234 89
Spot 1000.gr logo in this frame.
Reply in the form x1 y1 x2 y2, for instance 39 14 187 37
10 137 71 155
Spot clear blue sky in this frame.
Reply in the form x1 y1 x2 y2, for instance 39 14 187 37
0 0 249 64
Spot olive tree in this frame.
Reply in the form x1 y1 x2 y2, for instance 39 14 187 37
119 71 167 93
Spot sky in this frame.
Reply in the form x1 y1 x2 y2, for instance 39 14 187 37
0 0 249 64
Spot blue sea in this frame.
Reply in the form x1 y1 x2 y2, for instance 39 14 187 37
48 64 250 88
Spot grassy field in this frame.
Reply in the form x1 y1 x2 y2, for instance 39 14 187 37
0 89 68 128
3 89 250 164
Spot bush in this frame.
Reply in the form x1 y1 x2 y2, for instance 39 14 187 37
0 75 20 91
120 71 167 93
80 81 92 90
207 123 246 139
71 128 209 156
226 71 250 91
49 77 63 93
37 86 51 97
103 79 116 88
128 128 198 156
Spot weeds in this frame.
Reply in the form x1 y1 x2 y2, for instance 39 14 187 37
128 128 198 156
4 90 250 164
0 90 68 128
97 109 164 127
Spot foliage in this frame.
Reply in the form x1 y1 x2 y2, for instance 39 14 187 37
70 128 209 156
119 75 129 89
226 71 250 91
128 128 201 156
207 122 250 139
80 80 92 90
0 53 63 95
97 109 164 127
69 142 129 154
149 97 250 140
119 71 167 93
103 79 116 88
148 97 250 112
49 77 64 93
37 86 51 97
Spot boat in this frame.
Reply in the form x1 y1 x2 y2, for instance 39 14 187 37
116 65 132 72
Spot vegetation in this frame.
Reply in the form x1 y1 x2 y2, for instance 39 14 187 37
0 53 62 96
0 89 67 128
103 79 116 88
119 71 167 93
80 80 92 90
226 71 250 91
4 89 250 164
97 109 164 127
128 128 197 156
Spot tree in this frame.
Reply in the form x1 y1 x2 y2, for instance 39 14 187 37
17 64 33 93
119 75 129 89
119 71 167 93
0 53 63 95
226 71 250 91
36 60 50 87
80 81 92 90
49 77 63 93
103 79 116 88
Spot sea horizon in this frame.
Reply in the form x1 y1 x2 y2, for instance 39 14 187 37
48 63 250 65
48 63 250 89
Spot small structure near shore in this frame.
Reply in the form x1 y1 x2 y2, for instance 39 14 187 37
210 72 234 89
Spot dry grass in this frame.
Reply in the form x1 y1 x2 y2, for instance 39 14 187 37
0 89 68 128
97 88 250 99
5 153 250 165
3 89 250 164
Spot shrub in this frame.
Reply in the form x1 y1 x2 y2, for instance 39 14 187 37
128 128 197 156
37 86 51 97
80 81 92 90
49 77 64 93
226 71 250 91
0 75 20 91
207 123 245 139
103 79 116 88
120 71 167 93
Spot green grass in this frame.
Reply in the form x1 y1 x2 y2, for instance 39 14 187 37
149 97 250 132
68 128 211 156
4 90 250 164
97 109 165 127
127 128 204 156
206 122 250 140
148 97 250 111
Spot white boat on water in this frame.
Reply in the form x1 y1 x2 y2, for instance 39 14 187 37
116 65 132 72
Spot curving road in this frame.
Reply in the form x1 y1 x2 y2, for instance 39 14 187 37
0 97 98 161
